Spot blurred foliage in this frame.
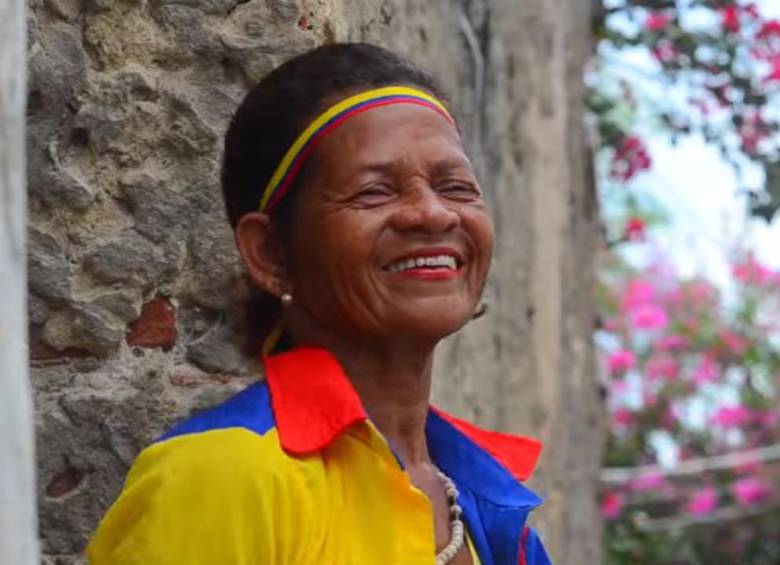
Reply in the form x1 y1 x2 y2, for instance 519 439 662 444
597 223 780 563
590 0 780 221
592 5 780 562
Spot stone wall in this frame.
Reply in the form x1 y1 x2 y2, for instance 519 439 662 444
27 0 602 563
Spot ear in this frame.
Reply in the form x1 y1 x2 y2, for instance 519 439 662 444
235 212 288 298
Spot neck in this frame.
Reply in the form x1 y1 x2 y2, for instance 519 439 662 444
337 340 435 465
295 328 437 466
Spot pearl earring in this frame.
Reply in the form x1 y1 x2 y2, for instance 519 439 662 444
281 293 293 307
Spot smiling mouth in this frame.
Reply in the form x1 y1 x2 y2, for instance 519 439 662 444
385 254 459 273
384 252 462 278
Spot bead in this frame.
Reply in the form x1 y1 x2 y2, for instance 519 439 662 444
434 467 466 564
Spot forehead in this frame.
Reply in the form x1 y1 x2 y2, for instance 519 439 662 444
313 104 468 174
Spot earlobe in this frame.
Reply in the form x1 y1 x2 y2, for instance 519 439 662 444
235 212 288 298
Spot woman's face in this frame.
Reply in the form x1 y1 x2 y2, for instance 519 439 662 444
285 103 494 344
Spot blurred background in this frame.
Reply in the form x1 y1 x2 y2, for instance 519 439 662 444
591 1 780 563
2 0 778 564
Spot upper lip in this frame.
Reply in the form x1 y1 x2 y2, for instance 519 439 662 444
383 246 465 269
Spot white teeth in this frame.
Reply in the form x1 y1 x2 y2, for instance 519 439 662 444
387 255 458 273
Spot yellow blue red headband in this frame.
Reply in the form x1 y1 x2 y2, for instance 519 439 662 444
257 85 455 213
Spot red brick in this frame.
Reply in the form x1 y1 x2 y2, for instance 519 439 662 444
46 466 84 498
126 297 176 351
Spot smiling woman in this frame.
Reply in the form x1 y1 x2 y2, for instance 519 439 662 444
87 43 550 565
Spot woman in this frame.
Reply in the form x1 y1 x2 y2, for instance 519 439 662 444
88 43 551 565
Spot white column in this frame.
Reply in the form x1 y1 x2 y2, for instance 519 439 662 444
0 0 38 562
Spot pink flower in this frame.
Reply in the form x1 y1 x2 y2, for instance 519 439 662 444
632 304 669 330
645 12 672 32
623 279 655 308
645 355 679 381
601 491 624 520
690 97 713 117
656 334 688 351
731 477 774 506
692 355 719 384
612 408 634 428
744 3 760 19
688 280 716 304
758 410 780 427
686 486 719 516
651 39 679 63
712 405 753 428
720 5 741 32
732 256 776 285
610 136 652 182
630 472 668 493
624 216 646 241
765 56 780 83
720 331 748 355
608 350 636 374
610 379 629 395
739 111 768 153
757 19 780 40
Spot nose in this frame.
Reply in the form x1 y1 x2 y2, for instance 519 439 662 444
390 184 460 234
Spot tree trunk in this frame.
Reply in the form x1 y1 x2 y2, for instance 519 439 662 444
27 1 602 562
0 0 38 563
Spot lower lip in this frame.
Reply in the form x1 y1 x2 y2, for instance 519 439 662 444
390 267 463 280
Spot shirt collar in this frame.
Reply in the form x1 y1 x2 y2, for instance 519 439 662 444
263 346 542 483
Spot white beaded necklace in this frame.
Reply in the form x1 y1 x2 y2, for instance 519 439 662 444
434 468 465 565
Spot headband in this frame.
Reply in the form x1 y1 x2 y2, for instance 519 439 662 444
257 85 455 213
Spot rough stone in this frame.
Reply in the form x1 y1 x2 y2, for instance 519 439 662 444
82 230 174 288
120 173 195 244
91 290 142 324
182 218 244 311
29 293 51 325
185 315 249 375
28 228 71 301
42 303 126 356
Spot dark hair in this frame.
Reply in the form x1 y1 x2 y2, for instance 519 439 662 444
220 43 449 352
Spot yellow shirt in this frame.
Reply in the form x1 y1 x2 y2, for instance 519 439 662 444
88 347 549 564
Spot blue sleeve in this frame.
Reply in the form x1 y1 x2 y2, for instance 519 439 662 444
521 527 552 565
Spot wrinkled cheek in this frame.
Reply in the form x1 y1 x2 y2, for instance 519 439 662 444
301 267 386 335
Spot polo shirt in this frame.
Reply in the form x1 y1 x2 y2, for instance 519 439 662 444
88 347 551 564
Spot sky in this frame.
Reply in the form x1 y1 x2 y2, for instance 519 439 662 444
605 0 780 290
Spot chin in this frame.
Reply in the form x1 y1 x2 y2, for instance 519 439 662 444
392 305 473 342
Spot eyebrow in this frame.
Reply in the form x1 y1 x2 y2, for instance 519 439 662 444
428 156 473 177
352 156 474 178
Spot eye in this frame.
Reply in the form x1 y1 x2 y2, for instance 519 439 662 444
350 184 395 207
438 182 482 201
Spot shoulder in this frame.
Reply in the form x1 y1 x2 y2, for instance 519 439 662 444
136 381 318 487
89 382 324 564
159 380 275 441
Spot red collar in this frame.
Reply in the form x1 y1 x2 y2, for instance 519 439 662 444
263 347 542 482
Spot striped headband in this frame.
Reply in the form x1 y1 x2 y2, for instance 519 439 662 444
257 85 455 213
